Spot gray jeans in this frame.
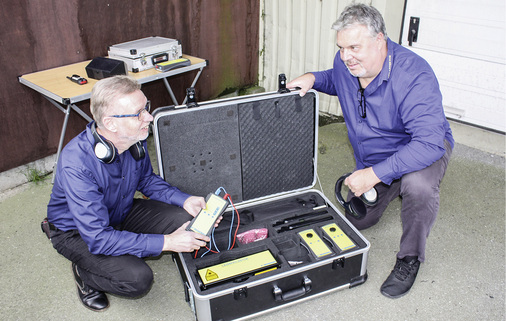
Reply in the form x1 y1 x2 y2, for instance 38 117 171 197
346 139 453 262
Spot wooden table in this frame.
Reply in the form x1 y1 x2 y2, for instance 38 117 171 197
19 54 207 181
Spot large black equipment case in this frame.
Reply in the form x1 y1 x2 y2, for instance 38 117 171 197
153 85 370 321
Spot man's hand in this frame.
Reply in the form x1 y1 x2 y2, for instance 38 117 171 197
344 167 381 197
162 222 210 252
183 196 206 217
286 73 316 97
183 195 224 226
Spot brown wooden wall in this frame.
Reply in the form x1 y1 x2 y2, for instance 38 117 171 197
0 0 259 173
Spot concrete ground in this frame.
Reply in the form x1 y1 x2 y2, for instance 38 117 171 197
0 120 504 321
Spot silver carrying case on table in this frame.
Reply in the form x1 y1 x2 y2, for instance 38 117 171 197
107 36 182 72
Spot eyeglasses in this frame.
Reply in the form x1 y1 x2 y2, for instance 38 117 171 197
110 101 151 121
357 88 366 118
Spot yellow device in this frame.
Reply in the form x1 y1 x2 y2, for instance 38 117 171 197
321 223 356 252
187 193 228 236
155 58 191 72
197 250 278 287
299 229 332 258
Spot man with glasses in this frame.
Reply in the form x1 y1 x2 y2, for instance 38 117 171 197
46 75 213 311
288 4 453 298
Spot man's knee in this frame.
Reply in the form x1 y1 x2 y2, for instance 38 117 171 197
401 171 438 200
115 260 154 298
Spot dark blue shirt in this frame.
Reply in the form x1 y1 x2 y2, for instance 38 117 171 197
47 122 190 257
313 38 454 184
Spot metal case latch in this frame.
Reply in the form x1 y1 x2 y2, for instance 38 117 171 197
332 257 345 269
233 287 248 300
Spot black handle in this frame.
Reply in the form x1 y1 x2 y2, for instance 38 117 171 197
186 87 199 108
151 52 169 65
277 73 290 93
408 17 420 46
273 276 312 301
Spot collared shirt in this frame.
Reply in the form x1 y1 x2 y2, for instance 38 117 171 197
313 38 454 185
47 122 190 257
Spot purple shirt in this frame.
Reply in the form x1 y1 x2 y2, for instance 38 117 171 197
47 122 190 257
313 38 454 184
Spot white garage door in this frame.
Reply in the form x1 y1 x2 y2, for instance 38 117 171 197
401 0 505 133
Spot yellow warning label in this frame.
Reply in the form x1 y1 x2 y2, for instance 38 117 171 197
205 269 218 281
321 223 356 251
198 250 277 286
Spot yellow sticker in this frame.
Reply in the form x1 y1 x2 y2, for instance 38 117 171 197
198 250 277 286
321 223 356 251
205 269 218 281
188 193 228 236
299 229 332 258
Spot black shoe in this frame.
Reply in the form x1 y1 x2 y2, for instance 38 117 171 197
380 256 420 299
72 263 109 311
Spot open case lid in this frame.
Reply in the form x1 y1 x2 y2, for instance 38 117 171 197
152 89 319 205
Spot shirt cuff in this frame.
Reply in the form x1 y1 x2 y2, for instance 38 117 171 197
372 161 395 186
146 234 165 257
171 191 192 208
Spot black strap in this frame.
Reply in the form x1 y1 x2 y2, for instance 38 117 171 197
41 218 57 240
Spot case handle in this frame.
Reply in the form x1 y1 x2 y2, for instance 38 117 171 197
277 74 290 93
273 276 312 302
185 87 199 108
150 52 169 65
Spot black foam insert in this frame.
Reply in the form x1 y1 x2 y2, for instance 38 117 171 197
179 191 368 295
156 104 243 200
156 91 316 202
238 94 315 200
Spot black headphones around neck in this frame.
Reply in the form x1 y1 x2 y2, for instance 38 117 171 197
91 122 145 163
335 173 378 220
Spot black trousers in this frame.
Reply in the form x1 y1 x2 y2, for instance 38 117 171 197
50 199 192 297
